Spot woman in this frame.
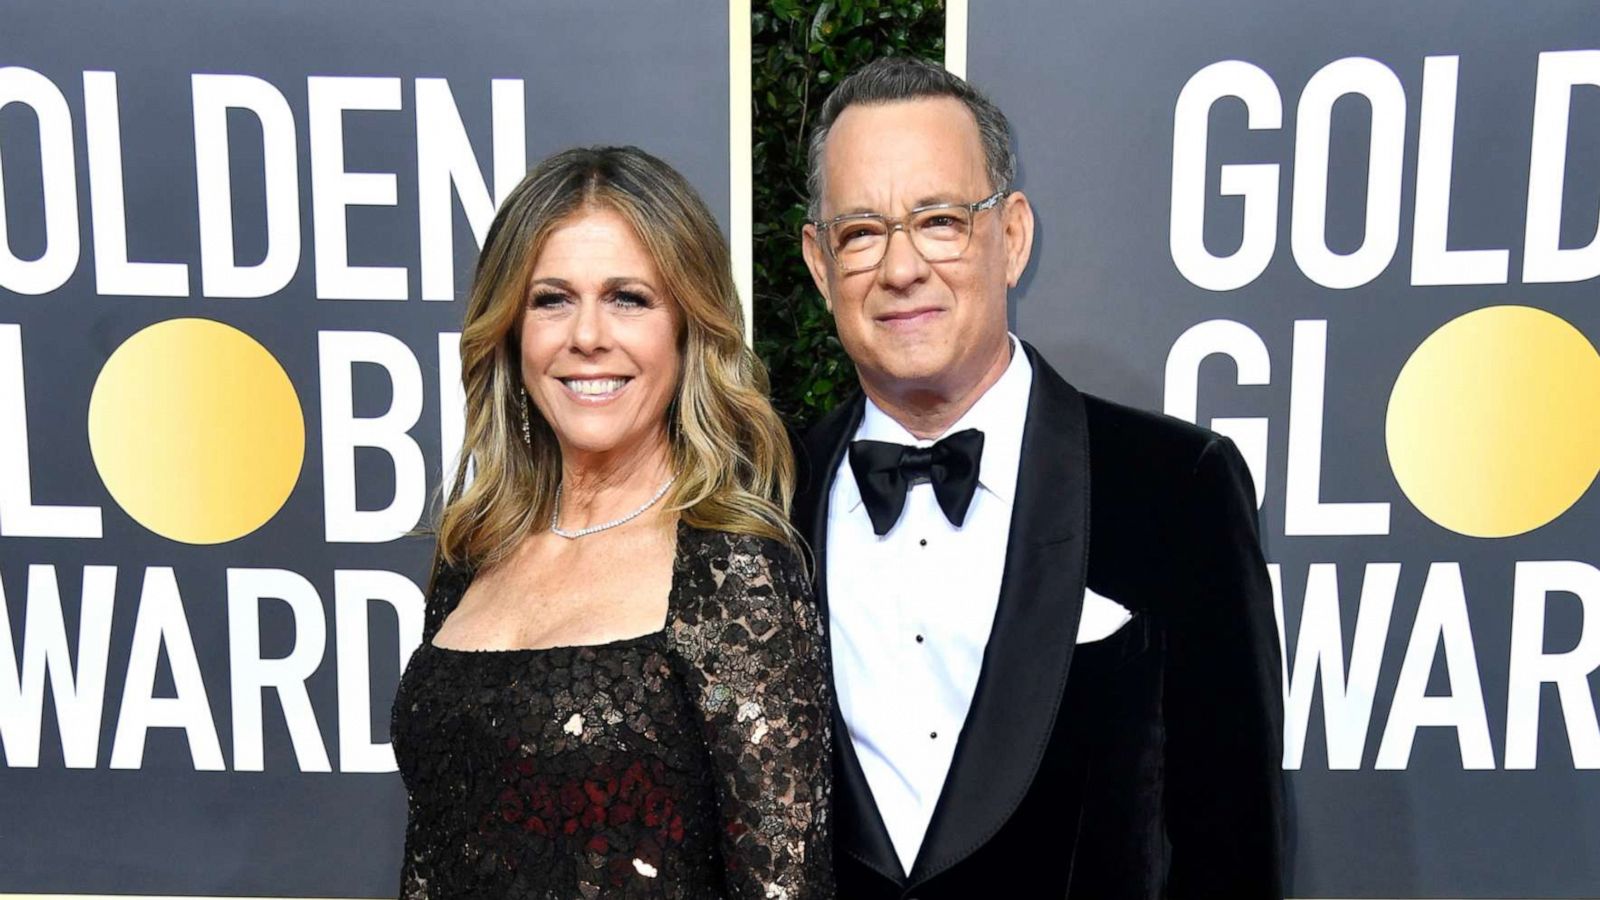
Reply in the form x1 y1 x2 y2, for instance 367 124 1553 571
391 146 833 899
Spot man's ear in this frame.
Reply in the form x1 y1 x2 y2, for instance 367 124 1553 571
1001 190 1036 288
801 223 834 313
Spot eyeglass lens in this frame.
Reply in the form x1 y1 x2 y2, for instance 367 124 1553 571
829 206 975 270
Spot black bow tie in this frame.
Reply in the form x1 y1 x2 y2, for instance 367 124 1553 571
848 429 985 536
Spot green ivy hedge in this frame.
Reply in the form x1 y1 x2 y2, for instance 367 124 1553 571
751 0 945 430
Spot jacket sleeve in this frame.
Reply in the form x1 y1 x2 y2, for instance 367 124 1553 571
1164 435 1287 898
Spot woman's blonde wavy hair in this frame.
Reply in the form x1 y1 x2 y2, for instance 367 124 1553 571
436 146 797 569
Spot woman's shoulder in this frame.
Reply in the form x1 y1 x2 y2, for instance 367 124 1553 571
427 553 478 599
671 523 815 631
676 522 807 590
677 520 801 560
421 551 479 640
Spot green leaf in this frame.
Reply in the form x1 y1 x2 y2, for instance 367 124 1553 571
752 0 944 427
809 1 836 45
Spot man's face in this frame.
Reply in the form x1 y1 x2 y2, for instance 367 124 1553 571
802 97 1032 401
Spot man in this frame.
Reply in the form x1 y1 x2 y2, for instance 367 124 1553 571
794 57 1285 898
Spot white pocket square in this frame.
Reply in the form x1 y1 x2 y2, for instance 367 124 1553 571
1077 586 1133 643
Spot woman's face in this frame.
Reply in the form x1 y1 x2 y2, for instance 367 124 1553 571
520 207 681 461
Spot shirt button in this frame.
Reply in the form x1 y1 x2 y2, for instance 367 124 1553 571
930 731 938 739
915 634 925 643
919 538 928 547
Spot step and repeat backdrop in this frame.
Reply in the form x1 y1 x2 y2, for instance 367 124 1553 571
967 0 1598 897
5 0 1597 897
0 0 732 895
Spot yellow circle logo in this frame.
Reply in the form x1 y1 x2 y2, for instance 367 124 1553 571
1386 305 1600 538
88 318 305 544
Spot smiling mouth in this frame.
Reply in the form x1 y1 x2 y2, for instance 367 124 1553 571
558 376 633 401
877 307 945 325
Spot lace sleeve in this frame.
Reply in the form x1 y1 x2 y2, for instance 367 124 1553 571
398 810 430 900
668 530 836 899
421 553 470 645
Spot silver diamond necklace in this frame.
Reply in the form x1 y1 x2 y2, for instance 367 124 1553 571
550 476 675 539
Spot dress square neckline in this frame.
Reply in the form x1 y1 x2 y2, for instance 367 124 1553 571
426 518 686 655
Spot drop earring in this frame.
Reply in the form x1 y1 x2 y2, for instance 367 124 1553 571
519 388 532 448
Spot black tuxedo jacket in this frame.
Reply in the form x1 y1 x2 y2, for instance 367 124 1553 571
794 343 1285 899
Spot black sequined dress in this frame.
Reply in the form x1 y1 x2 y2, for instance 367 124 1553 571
392 523 834 899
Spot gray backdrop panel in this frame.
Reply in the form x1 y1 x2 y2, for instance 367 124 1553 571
0 1 730 895
971 1 1598 897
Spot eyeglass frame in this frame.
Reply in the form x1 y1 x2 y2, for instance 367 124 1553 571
809 188 1011 273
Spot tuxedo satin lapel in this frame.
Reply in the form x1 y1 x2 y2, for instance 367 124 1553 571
832 705 906 882
799 395 904 882
908 345 1091 886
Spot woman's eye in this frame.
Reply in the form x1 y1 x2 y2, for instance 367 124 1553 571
529 292 569 310
612 290 650 309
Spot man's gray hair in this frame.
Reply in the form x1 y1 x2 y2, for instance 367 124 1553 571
805 56 1016 220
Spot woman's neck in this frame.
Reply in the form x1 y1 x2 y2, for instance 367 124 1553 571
556 434 674 530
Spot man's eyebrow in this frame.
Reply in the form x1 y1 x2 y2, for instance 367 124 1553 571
825 191 967 218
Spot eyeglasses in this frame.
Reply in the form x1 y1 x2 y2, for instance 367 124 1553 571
811 189 1009 274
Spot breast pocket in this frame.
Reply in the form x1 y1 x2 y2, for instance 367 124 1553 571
1077 586 1133 643
1071 587 1151 676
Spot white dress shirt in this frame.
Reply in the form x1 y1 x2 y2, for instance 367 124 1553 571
825 334 1033 874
